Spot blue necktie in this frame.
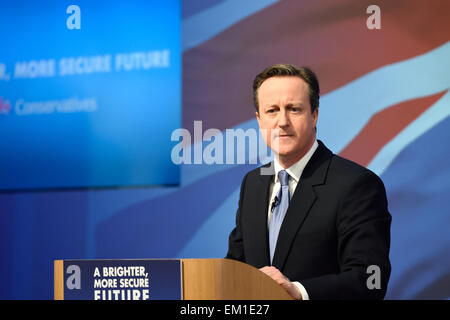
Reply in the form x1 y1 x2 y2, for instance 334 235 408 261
269 170 290 264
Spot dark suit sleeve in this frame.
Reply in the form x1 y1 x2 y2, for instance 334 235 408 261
301 170 392 300
225 172 249 262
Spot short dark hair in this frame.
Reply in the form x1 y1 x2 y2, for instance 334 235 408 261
253 64 320 113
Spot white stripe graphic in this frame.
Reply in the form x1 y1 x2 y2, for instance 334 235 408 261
368 90 450 175
183 0 279 51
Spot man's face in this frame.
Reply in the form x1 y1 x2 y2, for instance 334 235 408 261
256 76 318 167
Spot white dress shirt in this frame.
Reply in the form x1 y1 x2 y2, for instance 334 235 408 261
267 139 318 300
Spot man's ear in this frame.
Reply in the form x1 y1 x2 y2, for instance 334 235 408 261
312 108 318 127
256 111 260 125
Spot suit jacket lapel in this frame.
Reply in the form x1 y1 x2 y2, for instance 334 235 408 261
272 141 333 270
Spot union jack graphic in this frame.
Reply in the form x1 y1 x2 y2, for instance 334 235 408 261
92 0 450 299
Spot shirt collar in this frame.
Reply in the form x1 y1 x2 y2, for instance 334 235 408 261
274 140 318 183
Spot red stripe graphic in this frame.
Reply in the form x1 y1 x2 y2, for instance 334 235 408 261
339 91 447 166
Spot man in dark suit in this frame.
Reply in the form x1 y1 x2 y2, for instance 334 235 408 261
226 64 391 300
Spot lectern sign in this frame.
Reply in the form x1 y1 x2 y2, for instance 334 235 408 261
58 259 182 300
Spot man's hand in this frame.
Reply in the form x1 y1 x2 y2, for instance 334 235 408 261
259 266 302 300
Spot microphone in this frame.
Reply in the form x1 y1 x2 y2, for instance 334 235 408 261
270 196 279 212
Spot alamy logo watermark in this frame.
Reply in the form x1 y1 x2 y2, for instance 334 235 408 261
366 265 381 290
66 265 81 290
366 5 381 30
66 5 81 30
170 121 280 175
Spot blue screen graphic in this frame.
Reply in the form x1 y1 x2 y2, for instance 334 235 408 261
0 1 181 190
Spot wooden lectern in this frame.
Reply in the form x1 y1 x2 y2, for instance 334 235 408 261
54 258 293 300
182 259 292 299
